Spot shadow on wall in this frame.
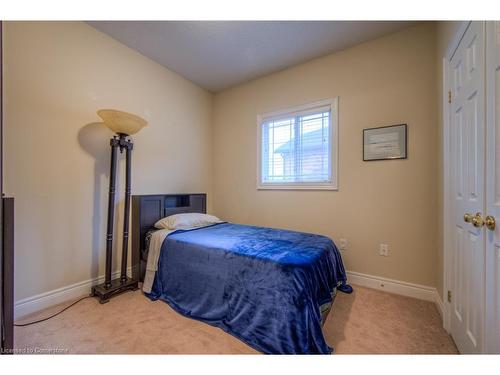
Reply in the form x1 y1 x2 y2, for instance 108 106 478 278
78 122 123 280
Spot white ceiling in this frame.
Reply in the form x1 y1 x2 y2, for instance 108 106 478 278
87 21 418 93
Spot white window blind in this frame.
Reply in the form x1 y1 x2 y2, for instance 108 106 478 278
258 99 338 190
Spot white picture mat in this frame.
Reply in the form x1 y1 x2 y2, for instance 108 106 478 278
363 124 407 160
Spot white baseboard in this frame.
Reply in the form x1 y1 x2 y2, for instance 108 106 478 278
14 268 132 319
347 270 441 311
434 291 445 320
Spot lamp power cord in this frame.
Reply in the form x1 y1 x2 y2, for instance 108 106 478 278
14 295 93 327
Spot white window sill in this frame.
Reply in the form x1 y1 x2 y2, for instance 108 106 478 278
257 184 338 191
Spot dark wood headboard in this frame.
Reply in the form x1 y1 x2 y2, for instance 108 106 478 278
132 193 206 282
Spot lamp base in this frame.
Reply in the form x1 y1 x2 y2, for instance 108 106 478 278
91 277 139 304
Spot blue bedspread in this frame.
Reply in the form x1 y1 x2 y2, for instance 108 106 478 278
147 223 348 354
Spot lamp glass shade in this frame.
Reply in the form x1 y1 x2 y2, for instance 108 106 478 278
97 109 147 136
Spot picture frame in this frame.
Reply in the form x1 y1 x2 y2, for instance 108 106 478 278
363 124 407 161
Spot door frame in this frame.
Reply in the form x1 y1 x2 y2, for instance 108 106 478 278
442 21 472 333
0 20 3 353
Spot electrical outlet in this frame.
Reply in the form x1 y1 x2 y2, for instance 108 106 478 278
339 238 348 250
379 244 389 256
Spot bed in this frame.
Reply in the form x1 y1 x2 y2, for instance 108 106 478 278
131 194 350 354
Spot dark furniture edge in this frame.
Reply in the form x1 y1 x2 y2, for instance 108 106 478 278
2 198 14 353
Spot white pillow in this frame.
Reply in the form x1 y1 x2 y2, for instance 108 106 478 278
154 213 223 230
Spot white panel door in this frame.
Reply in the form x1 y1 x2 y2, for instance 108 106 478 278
485 21 500 354
449 21 486 354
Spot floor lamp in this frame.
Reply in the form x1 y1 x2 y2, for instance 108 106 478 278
91 109 147 304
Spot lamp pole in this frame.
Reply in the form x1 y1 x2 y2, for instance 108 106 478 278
92 133 139 303
104 136 119 288
121 136 133 282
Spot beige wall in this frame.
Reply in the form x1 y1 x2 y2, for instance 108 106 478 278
212 23 439 288
435 21 465 299
3 22 213 301
4 21 453 303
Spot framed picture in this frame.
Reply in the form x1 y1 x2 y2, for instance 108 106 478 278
363 124 407 161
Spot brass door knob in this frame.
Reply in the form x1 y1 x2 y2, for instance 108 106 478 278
472 212 484 228
464 213 473 223
485 216 496 231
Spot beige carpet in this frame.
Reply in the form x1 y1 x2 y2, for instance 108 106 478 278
14 285 458 354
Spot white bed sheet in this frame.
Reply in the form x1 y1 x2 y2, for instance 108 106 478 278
142 229 174 293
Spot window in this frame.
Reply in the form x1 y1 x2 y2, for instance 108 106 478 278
257 98 338 190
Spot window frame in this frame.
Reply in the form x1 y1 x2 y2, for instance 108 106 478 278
256 97 339 190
